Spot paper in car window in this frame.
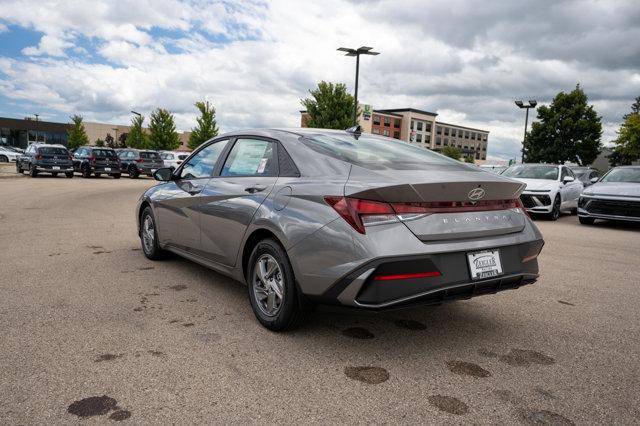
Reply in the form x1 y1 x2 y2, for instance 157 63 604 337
228 140 269 175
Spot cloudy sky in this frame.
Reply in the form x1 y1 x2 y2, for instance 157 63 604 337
0 0 638 160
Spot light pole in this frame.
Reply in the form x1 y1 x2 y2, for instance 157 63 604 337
515 100 537 163
112 127 119 147
33 113 39 143
131 110 141 118
337 46 380 126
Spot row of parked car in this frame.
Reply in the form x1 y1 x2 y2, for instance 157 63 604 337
11 143 190 179
486 163 640 225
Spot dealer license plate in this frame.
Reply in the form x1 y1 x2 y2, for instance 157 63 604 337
467 249 503 280
104 167 111 172
151 169 156 173
52 166 60 170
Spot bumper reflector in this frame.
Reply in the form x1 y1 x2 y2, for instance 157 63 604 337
373 271 441 281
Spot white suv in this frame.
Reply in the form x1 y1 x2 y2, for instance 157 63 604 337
502 164 584 220
160 151 190 170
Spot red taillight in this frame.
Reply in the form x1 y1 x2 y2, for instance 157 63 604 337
373 271 441 281
88 156 96 163
135 158 144 163
68 155 73 160
177 160 182 164
324 196 395 234
325 196 528 234
34 154 43 160
515 198 531 218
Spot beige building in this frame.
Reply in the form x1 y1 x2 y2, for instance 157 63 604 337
84 121 191 150
300 106 489 162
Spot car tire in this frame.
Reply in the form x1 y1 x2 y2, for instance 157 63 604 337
139 207 167 260
16 162 22 174
128 165 139 179
246 238 304 331
81 164 91 178
113 173 121 179
95 173 101 178
0 155 7 163
579 216 595 225
65 172 74 178
51 172 58 177
549 195 561 221
29 164 38 177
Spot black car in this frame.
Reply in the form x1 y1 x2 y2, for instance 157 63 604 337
570 166 599 187
118 149 164 178
73 146 121 178
16 144 74 178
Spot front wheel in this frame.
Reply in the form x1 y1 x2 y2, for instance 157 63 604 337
579 216 595 225
81 164 91 178
113 173 121 179
0 155 8 163
128 165 139 179
247 239 304 331
51 172 58 177
140 207 167 260
65 172 74 178
548 195 561 221
16 162 22 174
29 164 38 177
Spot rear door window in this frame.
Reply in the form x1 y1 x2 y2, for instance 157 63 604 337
220 139 277 177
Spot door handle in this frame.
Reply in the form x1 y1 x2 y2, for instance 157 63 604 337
245 184 267 194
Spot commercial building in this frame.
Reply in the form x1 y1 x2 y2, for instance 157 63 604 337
300 106 489 162
0 116 191 150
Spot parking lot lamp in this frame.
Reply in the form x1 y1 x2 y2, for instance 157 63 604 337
337 46 380 126
515 100 537 163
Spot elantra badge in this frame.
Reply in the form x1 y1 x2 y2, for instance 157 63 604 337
468 187 485 200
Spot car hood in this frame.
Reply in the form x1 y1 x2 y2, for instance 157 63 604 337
583 182 640 198
512 178 558 191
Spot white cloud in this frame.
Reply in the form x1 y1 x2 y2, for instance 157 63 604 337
0 0 639 160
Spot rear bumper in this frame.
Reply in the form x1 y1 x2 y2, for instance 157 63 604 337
311 240 543 310
35 165 73 172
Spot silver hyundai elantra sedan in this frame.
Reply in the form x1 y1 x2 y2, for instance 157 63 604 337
137 128 544 331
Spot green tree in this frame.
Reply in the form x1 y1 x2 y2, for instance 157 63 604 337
623 96 640 120
612 113 640 163
524 84 602 165
301 81 355 129
67 114 89 149
104 133 114 148
441 146 462 160
148 108 180 151
464 155 475 163
188 101 219 150
127 114 148 149
95 138 104 147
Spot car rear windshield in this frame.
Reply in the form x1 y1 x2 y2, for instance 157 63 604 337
502 165 559 180
38 147 68 155
93 149 117 157
178 154 189 160
300 133 462 169
601 168 640 183
140 151 160 159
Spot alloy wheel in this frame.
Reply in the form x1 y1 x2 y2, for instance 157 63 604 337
252 254 284 317
142 215 155 254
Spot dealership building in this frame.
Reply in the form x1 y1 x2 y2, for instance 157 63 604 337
0 116 191 150
300 106 489 162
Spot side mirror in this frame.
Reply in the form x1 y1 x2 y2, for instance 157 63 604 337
153 167 173 182
590 176 598 183
562 176 575 183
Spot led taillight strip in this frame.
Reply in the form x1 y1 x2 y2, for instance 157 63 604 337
373 271 442 281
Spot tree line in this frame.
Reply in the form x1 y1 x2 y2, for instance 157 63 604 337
66 101 219 151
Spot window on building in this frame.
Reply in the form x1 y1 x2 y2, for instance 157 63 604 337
472 132 477 140
383 129 390 137
476 152 480 159
373 115 380 125
393 131 400 139
436 136 441 145
411 120 415 130
436 126 442 135
417 121 423 131
384 116 390 127
443 138 448 146
394 118 401 128
450 129 456 138
425 122 432 132
372 128 380 134
416 133 422 142
444 127 449 136
464 131 469 139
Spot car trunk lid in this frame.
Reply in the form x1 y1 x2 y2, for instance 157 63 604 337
344 166 528 241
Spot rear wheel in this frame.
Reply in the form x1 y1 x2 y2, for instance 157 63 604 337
579 216 595 225
51 172 58 177
0 155 7 162
95 173 101 178
140 207 167 260
65 172 74 178
247 238 304 331
548 195 561 221
81 164 91 178
29 164 38 177
113 173 121 179
128 165 139 179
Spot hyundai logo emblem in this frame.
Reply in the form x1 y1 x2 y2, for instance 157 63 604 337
468 187 486 200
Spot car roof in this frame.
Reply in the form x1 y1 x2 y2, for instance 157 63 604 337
33 143 67 148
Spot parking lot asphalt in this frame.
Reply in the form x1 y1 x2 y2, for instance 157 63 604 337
1 166 639 424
